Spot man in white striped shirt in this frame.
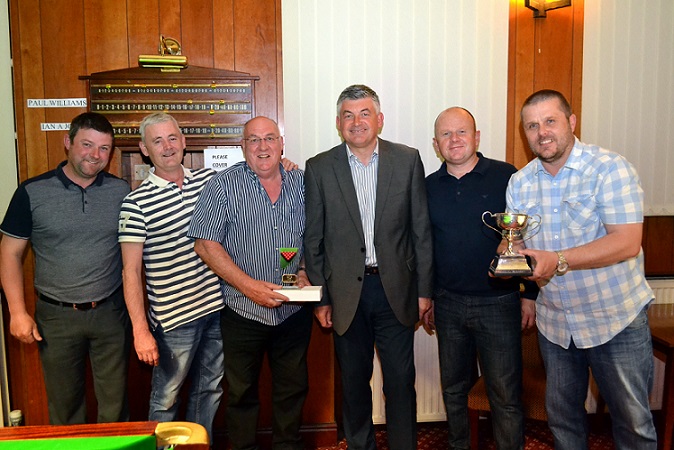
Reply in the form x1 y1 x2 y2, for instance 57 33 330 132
118 113 225 442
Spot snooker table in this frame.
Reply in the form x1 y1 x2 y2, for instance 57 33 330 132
0 421 208 449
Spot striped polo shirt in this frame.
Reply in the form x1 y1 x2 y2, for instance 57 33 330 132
187 161 305 326
118 166 224 332
1 161 129 303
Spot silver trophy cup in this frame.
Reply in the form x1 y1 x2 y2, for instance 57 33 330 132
482 211 541 276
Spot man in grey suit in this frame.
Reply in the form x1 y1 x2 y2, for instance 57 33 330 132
304 84 433 450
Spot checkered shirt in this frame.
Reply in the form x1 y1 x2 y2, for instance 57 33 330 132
506 138 653 349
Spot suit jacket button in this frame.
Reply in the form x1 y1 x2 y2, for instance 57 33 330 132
360 248 365 252
357 277 363 281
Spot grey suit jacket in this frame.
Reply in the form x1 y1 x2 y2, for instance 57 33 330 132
304 138 433 335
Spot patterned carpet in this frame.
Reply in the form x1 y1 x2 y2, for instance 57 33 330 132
315 419 616 449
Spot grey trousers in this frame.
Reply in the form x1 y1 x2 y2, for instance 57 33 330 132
36 288 131 424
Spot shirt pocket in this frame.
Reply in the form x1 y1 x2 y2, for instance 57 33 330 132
563 195 598 230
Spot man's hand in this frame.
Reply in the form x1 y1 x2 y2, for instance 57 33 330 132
133 328 159 366
519 249 558 282
9 312 42 344
281 158 299 171
241 278 288 308
296 270 311 289
521 298 536 330
418 297 433 330
419 297 434 333
314 305 333 328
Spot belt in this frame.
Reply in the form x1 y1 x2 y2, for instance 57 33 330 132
364 266 380 275
38 285 120 311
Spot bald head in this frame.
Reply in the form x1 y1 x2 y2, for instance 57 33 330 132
434 107 476 138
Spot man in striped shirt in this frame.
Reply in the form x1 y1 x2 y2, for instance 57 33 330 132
118 113 225 442
188 116 311 450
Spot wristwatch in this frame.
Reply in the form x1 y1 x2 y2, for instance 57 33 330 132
556 251 569 275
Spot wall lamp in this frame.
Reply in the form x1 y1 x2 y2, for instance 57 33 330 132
525 0 572 18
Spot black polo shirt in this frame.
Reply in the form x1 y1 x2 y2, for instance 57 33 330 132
426 153 532 297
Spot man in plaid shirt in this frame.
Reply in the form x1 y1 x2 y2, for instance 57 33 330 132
506 89 657 450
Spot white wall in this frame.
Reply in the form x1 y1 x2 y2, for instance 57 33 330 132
0 0 17 213
281 0 510 174
582 1 674 216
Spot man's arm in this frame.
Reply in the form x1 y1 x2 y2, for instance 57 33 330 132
520 222 642 282
121 242 158 366
409 151 434 303
194 238 287 307
0 235 42 344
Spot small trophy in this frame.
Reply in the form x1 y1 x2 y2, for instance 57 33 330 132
282 273 299 289
274 248 323 302
280 248 299 289
482 211 541 276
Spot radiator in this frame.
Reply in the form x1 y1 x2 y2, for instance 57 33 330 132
650 278 674 304
372 278 674 421
372 330 445 424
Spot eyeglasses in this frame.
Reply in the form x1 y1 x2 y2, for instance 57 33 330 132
242 136 281 146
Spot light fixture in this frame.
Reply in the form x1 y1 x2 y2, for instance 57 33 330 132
525 0 572 18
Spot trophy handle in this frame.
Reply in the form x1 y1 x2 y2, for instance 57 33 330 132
481 211 502 234
522 214 542 241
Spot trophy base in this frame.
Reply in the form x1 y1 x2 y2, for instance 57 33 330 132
273 286 323 302
489 254 533 277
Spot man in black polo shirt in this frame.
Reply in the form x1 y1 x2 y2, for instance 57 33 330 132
0 112 131 425
425 107 537 450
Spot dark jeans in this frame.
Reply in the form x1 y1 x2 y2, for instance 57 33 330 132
334 273 417 450
434 289 524 450
35 288 131 425
221 306 312 450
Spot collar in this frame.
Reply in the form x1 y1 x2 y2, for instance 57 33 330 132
146 165 192 187
346 140 380 164
243 161 287 183
56 160 107 189
437 152 488 179
534 137 582 175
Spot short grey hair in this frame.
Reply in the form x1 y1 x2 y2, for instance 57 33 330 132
139 113 182 142
336 84 381 115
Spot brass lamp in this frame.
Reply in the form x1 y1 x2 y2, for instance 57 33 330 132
525 0 572 18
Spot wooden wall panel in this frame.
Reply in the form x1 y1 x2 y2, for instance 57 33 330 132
213 0 235 68
180 0 215 67
506 0 584 169
84 1 130 73
643 217 674 277
233 0 281 120
127 1 161 65
159 0 182 42
14 0 49 179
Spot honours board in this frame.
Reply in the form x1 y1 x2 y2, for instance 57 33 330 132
81 65 259 187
